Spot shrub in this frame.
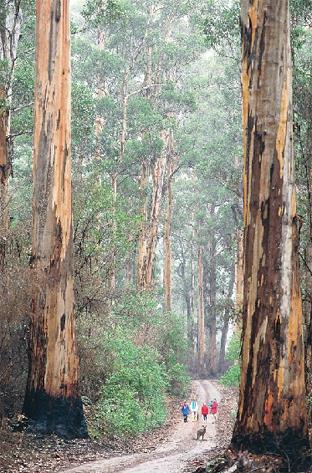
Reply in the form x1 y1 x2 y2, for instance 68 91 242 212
220 364 240 387
156 311 191 397
93 331 167 436
220 332 241 387
166 362 191 397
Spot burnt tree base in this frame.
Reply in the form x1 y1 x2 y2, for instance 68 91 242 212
231 429 311 472
23 390 88 439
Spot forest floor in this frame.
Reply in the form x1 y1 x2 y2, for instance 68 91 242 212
0 380 238 473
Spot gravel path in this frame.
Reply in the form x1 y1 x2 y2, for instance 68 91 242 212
60 380 221 473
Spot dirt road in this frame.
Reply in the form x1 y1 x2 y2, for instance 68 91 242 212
61 380 221 473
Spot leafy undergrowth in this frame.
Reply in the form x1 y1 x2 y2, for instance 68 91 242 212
79 293 191 438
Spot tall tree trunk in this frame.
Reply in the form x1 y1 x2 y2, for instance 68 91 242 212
163 147 175 311
110 172 117 292
137 159 149 289
23 0 87 439
232 0 308 455
219 265 235 373
137 133 168 290
303 123 312 411
0 1 21 270
190 230 196 315
197 245 205 374
0 87 10 271
206 207 217 376
145 149 167 288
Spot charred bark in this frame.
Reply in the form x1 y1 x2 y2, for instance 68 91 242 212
232 0 309 458
23 0 87 439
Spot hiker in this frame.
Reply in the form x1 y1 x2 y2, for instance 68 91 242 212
181 401 190 422
201 402 209 421
211 398 218 420
190 398 199 421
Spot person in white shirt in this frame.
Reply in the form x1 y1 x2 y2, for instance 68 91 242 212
190 398 199 421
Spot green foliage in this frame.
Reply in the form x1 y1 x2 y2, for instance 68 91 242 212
220 333 241 387
156 311 191 396
78 294 191 437
220 364 240 387
201 0 240 52
93 331 167 436
225 333 241 362
83 0 132 27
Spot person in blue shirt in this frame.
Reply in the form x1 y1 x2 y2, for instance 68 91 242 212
181 401 190 422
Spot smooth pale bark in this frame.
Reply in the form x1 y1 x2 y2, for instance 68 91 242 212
137 133 168 291
197 245 206 373
23 0 87 439
232 0 308 454
0 2 21 270
190 229 196 315
163 143 175 311
163 170 173 311
137 159 149 289
145 149 167 287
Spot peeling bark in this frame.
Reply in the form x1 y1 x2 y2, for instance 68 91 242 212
232 0 309 456
23 0 87 439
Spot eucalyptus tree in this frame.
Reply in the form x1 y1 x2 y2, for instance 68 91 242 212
23 0 87 438
0 0 23 269
232 0 309 458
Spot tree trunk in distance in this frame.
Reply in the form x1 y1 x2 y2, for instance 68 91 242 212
0 86 10 271
232 0 309 457
0 3 22 270
197 245 206 374
145 150 167 288
206 207 217 375
163 149 174 311
137 133 168 291
23 0 87 439
137 159 149 289
219 265 235 373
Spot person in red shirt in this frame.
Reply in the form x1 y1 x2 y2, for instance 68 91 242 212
211 399 218 420
201 402 209 421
